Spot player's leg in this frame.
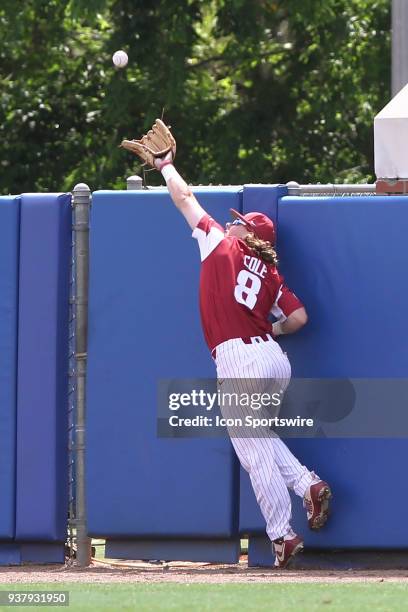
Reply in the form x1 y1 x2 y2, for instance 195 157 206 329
272 437 318 496
255 345 315 494
252 342 315 494
227 431 303 567
260 340 333 529
216 346 296 542
229 434 293 541
271 437 332 529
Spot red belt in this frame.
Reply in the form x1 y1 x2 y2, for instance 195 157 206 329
211 333 273 359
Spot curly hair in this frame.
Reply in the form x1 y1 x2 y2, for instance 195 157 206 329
244 234 278 266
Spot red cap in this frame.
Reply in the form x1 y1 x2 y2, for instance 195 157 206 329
230 209 276 245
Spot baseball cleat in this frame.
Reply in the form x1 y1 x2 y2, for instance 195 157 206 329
272 532 304 569
303 480 332 530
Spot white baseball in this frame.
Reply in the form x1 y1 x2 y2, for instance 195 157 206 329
112 50 128 68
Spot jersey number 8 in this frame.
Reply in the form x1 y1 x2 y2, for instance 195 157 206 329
234 270 261 310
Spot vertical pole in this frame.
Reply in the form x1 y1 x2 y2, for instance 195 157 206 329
72 183 92 567
67 223 76 564
392 0 408 96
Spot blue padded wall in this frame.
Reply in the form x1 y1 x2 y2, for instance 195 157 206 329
0 197 20 540
240 193 408 548
242 184 287 227
16 193 71 541
278 196 408 378
87 188 242 538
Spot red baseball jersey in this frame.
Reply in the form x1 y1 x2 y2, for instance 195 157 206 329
192 214 304 351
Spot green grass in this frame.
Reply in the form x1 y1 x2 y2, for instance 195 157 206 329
0 583 407 611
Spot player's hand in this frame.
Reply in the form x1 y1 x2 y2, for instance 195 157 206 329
272 321 284 337
154 150 173 171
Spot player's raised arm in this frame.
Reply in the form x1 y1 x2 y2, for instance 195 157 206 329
120 119 206 230
154 152 206 230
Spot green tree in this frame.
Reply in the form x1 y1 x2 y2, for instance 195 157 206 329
189 0 390 184
0 0 390 193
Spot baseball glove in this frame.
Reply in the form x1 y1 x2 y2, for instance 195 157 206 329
120 119 176 169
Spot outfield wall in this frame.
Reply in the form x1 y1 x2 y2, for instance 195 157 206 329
0 185 407 566
85 186 408 565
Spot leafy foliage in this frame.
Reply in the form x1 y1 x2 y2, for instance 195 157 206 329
0 0 390 193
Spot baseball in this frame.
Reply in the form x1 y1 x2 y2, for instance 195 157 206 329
112 50 128 68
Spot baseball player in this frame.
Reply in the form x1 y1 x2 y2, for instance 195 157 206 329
121 121 332 569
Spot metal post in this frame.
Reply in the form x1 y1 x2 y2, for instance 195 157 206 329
72 183 92 567
286 182 376 196
392 0 408 96
127 175 143 190
67 225 76 565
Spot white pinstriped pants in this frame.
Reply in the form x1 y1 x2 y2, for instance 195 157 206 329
214 337 316 541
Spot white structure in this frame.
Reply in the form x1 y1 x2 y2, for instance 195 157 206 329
374 83 408 179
